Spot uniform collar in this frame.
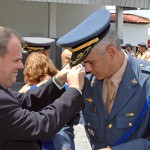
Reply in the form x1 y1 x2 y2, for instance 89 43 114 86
111 51 128 88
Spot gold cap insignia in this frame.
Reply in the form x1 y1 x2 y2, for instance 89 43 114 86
86 97 93 104
131 78 138 85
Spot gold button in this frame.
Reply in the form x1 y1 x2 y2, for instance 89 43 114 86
108 124 112 128
129 123 132 127
92 107 97 112
88 129 95 136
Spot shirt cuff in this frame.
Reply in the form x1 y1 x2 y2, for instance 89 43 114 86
53 76 64 90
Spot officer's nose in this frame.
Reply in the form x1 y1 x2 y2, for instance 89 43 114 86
84 63 92 72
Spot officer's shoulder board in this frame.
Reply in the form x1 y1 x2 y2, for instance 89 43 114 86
139 63 150 74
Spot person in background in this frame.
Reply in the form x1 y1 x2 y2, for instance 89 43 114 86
61 49 72 91
19 52 58 150
19 52 58 93
0 26 85 150
15 37 55 91
21 37 74 150
56 9 150 150
61 49 72 68
125 43 135 57
20 37 56 92
23 37 55 57
136 42 150 61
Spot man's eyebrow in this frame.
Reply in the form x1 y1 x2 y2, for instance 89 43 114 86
83 60 93 63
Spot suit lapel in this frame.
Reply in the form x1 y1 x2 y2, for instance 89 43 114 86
0 84 16 99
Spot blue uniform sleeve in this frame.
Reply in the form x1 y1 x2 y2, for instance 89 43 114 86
53 125 75 150
111 138 150 150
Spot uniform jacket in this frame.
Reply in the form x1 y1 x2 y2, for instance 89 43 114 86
55 55 150 150
0 79 84 150
136 51 150 61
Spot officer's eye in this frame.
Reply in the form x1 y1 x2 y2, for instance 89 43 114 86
88 61 94 65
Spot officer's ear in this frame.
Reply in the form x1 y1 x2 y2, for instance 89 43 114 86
106 45 116 59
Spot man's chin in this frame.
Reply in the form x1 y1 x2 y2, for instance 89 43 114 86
95 76 103 80
12 78 17 85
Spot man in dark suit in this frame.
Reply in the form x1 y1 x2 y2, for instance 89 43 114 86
0 26 85 150
56 9 150 150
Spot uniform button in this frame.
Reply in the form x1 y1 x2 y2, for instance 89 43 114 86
88 129 95 136
108 124 112 129
129 123 132 127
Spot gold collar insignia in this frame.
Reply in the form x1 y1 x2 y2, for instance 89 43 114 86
131 78 138 85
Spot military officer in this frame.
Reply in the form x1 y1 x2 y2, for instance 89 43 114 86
125 43 135 57
23 37 55 57
55 9 150 150
136 42 150 61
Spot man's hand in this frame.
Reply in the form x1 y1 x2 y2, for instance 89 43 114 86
67 64 86 91
55 64 71 85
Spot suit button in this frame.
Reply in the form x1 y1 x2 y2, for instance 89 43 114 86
108 124 112 129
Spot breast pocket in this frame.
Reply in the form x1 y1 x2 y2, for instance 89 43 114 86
117 115 140 140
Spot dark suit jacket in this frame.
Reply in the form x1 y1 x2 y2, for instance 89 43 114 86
0 79 84 150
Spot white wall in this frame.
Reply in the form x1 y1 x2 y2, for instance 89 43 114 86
0 0 148 43
56 3 103 37
123 23 148 46
0 0 103 38
0 0 104 69
0 0 49 37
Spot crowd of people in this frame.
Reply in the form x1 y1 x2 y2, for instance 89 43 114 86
0 8 150 150
122 42 150 61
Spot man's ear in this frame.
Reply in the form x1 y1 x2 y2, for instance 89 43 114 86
106 45 116 58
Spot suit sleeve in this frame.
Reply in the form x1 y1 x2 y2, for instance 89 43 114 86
0 86 85 141
53 111 82 150
53 125 75 150
14 79 66 111
52 77 91 149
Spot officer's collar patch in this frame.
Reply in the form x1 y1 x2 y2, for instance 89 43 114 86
131 78 138 86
